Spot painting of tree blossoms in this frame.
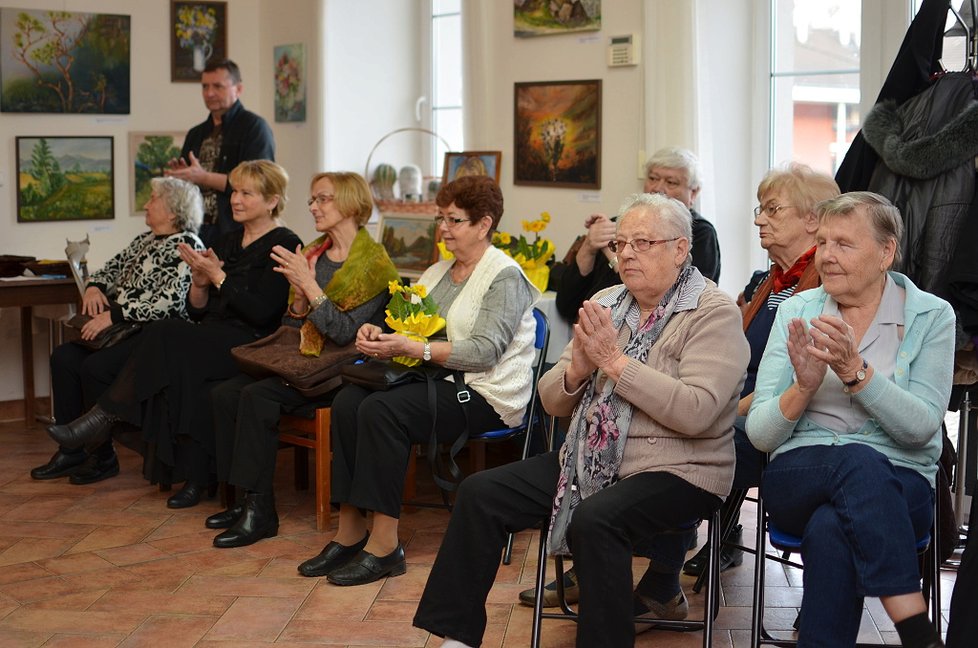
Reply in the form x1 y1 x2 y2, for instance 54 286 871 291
514 79 601 189
0 9 130 113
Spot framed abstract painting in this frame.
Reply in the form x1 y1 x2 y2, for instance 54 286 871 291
514 79 601 189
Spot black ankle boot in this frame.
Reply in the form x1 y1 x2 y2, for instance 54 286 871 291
46 405 118 450
212 491 278 548
206 501 245 529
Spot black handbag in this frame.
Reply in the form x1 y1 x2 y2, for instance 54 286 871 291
66 314 142 351
341 358 471 491
231 326 361 398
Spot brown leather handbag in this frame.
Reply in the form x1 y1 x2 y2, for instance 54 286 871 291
231 325 361 398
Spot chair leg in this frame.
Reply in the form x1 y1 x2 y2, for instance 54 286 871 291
530 523 551 648
749 495 767 648
313 408 331 532
294 446 309 490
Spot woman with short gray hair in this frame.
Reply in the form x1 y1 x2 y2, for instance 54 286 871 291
31 176 205 486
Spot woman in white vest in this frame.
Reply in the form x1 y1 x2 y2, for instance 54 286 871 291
296 175 539 586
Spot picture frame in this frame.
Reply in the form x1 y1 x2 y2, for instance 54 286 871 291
129 132 186 214
171 1 228 82
1 8 131 114
274 43 306 123
442 151 502 185
378 210 441 280
514 1 601 38
514 79 602 189
16 136 115 223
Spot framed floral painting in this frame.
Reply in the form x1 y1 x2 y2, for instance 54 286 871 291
274 43 306 123
171 1 228 82
514 79 601 189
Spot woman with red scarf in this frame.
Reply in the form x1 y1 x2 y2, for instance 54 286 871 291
682 163 841 576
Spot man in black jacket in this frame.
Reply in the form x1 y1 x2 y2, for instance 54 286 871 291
166 59 275 247
555 146 721 325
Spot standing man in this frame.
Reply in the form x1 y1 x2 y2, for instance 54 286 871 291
166 59 275 247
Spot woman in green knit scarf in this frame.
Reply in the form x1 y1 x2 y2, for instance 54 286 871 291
208 171 399 548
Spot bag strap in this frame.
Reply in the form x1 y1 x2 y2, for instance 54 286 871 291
426 370 470 493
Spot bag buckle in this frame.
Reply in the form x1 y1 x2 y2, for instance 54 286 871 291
456 389 471 403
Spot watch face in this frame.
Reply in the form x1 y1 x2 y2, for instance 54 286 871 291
855 369 866 381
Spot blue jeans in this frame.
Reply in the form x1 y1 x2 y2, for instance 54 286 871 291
763 444 933 648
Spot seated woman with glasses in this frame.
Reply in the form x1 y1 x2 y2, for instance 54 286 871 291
293 175 540 586
413 193 749 648
747 192 953 648
207 172 399 548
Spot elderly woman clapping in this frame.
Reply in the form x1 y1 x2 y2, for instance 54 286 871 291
414 193 749 648
32 177 204 485
747 192 954 648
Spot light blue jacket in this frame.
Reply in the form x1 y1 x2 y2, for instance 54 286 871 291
746 272 955 486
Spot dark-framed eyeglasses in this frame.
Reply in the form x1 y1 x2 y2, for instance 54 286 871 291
307 193 335 207
608 237 679 253
434 215 470 228
753 204 796 218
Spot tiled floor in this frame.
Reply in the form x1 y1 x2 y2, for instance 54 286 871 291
0 419 958 647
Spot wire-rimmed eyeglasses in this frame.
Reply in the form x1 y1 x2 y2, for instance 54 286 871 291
434 215 470 228
608 237 679 253
307 193 335 207
753 204 796 218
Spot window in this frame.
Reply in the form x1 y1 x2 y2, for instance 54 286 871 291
429 0 463 176
768 0 861 174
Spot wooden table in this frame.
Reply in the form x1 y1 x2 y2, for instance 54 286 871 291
0 278 79 425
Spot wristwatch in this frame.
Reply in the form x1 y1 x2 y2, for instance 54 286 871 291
423 341 431 362
842 358 868 393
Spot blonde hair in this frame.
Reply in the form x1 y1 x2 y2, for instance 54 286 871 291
228 160 289 217
757 162 840 215
310 172 373 226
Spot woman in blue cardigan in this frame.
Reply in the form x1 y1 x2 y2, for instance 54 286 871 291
747 192 953 648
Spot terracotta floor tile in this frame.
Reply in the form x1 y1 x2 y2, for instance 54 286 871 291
23 589 107 610
67 524 157 554
177 573 316 598
89 588 235 616
296 581 378 620
0 607 145 634
119 614 218 647
205 596 303 642
37 550 117 575
0 627 52 648
0 561 53 586
3 495 78 521
280 618 429 646
95 541 172 566
42 634 128 647
0 537 78 567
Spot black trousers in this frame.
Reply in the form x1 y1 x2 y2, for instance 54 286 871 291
49 337 140 457
330 381 503 518
212 373 327 492
413 452 721 648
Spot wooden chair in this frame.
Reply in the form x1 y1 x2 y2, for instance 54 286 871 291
277 408 417 531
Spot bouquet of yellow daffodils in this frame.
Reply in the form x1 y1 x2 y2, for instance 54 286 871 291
494 212 556 292
385 280 446 366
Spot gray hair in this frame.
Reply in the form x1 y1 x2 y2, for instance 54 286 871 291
617 193 693 267
815 191 904 266
150 177 203 234
644 146 702 191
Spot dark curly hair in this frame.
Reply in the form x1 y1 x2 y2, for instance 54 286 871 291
435 175 503 231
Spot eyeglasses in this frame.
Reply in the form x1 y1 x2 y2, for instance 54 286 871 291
608 237 679 253
434 215 470 228
753 204 796 218
307 193 335 207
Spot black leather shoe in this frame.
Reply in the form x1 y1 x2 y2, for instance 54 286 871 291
68 452 120 485
167 481 204 509
327 545 406 586
297 534 369 578
206 502 245 529
682 524 744 576
30 449 87 480
213 492 278 548
46 405 118 450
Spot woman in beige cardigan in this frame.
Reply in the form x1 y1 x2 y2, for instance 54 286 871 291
413 193 750 648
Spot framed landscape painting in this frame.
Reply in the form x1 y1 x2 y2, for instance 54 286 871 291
514 0 601 37
0 8 130 113
16 136 114 222
378 211 440 279
514 79 601 189
129 132 186 213
171 1 228 82
442 151 502 185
